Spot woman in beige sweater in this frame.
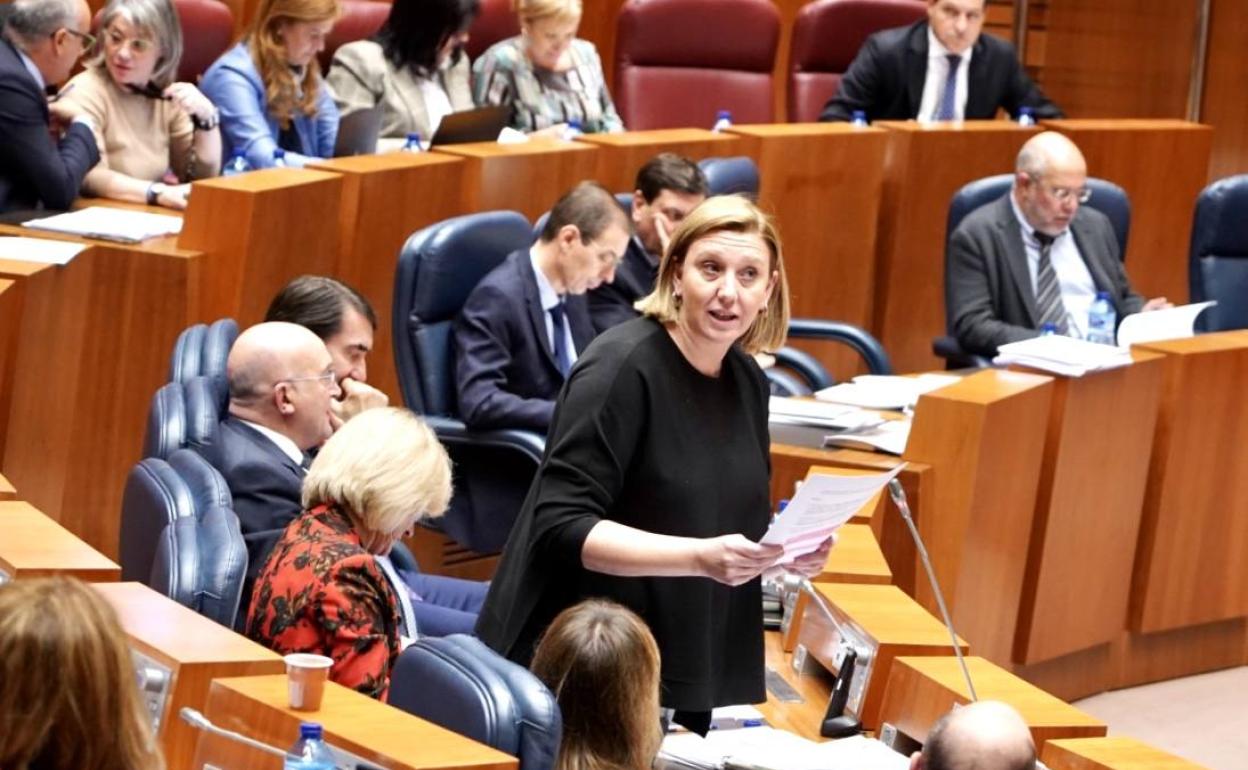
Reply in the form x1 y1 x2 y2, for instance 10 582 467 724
60 0 221 210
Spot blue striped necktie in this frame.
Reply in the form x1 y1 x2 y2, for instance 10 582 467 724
935 54 962 121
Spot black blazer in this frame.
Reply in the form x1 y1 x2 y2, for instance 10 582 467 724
453 249 596 431
819 20 1062 123
946 194 1144 357
0 37 99 213
587 236 656 334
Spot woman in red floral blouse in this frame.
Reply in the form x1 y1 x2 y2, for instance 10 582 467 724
246 407 452 700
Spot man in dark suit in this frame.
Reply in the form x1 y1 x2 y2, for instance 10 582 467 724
947 132 1170 357
588 153 708 334
455 181 631 431
819 0 1060 123
0 0 100 213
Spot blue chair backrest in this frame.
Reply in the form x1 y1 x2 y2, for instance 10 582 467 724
143 374 228 459
699 156 760 199
393 211 535 416
390 634 561 770
1190 174 1248 332
170 318 238 383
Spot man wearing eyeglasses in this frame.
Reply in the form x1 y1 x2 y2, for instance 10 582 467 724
947 131 1171 357
0 0 100 213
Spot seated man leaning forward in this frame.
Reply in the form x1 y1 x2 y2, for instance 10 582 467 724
201 321 486 636
947 131 1170 358
909 700 1035 770
454 180 631 431
587 152 708 335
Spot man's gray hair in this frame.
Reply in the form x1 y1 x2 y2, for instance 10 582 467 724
5 0 80 44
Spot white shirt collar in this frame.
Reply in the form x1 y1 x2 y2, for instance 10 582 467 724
237 418 305 466
927 26 974 67
528 247 563 311
15 47 45 92
1008 189 1069 244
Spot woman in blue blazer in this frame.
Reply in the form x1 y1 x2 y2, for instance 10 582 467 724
201 0 340 169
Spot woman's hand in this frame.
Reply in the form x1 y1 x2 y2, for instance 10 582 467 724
785 534 837 579
164 82 217 124
157 183 191 210
696 535 785 586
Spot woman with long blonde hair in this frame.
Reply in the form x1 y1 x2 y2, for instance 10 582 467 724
0 576 164 770
201 0 340 168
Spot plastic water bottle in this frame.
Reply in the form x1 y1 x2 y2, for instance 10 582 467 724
284 723 336 770
223 154 251 176
711 109 732 133
1018 106 1036 127
1086 291 1117 345
272 148 287 168
402 131 423 152
1039 322 1058 336
851 110 868 128
561 120 582 141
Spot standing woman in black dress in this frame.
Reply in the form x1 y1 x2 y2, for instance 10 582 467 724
476 195 834 734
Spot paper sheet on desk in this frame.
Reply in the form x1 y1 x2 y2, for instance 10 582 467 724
1117 301 1216 348
22 206 182 243
0 236 88 265
760 465 904 560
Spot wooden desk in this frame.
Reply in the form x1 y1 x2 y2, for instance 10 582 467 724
0 473 13 501
575 128 743 191
0 500 120 581
814 522 892 585
1041 737 1206 770
878 656 1107 749
93 582 286 770
1039 120 1213 305
308 153 469 402
197 676 518 770
729 123 889 381
434 139 600 221
759 630 834 743
873 121 1039 373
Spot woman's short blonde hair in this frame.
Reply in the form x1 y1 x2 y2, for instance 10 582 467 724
245 0 340 127
303 407 452 541
514 0 580 26
635 195 791 354
92 0 183 89
0 577 164 770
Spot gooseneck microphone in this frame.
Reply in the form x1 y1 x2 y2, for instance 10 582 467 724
178 707 287 759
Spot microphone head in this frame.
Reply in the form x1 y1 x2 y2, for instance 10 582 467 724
179 707 210 729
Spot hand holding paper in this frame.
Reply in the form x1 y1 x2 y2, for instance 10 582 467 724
761 465 905 562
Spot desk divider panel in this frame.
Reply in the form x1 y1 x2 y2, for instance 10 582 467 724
0 473 13 502
575 128 743 191
434 139 600 221
1041 736 1208 770
0 277 18 463
0 501 120 582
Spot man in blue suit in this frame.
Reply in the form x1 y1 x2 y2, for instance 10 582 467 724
0 0 100 213
455 181 631 432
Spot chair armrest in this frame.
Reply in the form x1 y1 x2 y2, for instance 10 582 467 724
772 345 833 391
425 416 546 464
931 335 992 370
788 318 893 375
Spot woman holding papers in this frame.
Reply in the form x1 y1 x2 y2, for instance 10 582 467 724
476 196 833 735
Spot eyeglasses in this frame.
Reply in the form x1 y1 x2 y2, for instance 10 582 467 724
1029 174 1092 204
61 28 97 56
280 371 337 389
103 27 156 55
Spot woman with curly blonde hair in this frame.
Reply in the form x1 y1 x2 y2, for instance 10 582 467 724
201 0 340 168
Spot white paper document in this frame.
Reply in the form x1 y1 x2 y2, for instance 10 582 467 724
1117 301 1216 348
821 417 912 456
814 374 959 410
761 465 904 561
992 334 1133 377
0 236 88 265
769 396 859 428
22 206 182 243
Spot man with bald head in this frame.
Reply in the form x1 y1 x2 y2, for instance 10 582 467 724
946 131 1169 357
911 701 1036 770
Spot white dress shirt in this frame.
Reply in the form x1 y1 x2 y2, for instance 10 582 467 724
529 249 579 366
1009 195 1097 339
918 28 974 123
237 418 305 466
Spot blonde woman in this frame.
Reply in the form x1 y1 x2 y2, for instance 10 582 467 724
531 600 663 770
0 576 164 770
472 0 622 134
201 0 340 168
476 196 834 735
246 407 452 701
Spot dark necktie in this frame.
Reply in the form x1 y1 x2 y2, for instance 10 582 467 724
549 301 572 377
935 54 962 121
299 452 313 472
1033 231 1069 334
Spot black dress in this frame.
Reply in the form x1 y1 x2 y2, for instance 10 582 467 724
475 317 772 711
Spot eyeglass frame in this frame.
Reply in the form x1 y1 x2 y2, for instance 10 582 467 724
278 370 337 389
60 27 98 56
101 24 157 55
1026 173 1093 204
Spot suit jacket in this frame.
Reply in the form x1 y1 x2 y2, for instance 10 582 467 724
819 20 1061 123
0 37 99 213
327 40 473 142
587 236 655 334
947 194 1144 357
454 249 596 431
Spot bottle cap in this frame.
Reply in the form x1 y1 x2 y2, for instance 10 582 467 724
299 722 323 739
1095 290 1111 300
716 109 731 120
273 148 286 159
1040 322 1058 335
407 132 421 142
851 110 867 121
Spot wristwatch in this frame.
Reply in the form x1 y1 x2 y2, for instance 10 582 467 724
191 109 220 132
146 182 167 206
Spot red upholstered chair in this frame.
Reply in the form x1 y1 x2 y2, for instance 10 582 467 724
174 0 234 83
319 0 390 72
465 0 520 60
614 0 779 130
788 0 926 122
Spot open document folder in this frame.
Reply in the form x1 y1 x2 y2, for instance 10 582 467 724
22 206 183 244
761 465 904 562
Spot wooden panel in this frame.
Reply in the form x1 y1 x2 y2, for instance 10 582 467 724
813 523 892 585
1042 737 1207 770
1114 617 1248 690
196 676 518 770
404 527 500 581
729 123 889 381
759 629 834 742
178 167 344 325
0 474 13 501
1130 332 1248 633
902 369 1053 665
433 139 600 221
1010 641 1115 703
93 582 286 770
0 277 18 463
1013 352 1164 664
1040 120 1213 304
0 500 121 581
878 656 1106 749
574 128 742 192
873 121 1039 372
1200 0 1248 181
308 153 469 403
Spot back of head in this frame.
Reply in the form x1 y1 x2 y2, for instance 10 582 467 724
514 0 581 25
376 0 479 76
539 181 631 243
922 701 1036 770
0 576 164 770
531 600 662 770
635 153 709 203
265 274 377 341
93 0 184 88
4 0 79 47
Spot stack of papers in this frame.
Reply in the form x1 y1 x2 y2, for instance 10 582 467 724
761 465 904 561
1117 301 1216 347
993 335 1132 376
23 206 183 243
821 418 911 456
814 374 960 410
0 236 88 265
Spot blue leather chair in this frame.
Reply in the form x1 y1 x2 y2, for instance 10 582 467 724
935 174 1132 367
1190 174 1248 332
119 449 247 627
769 318 893 395
169 318 238 383
393 211 545 554
390 634 561 770
143 374 228 459
698 156 760 199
